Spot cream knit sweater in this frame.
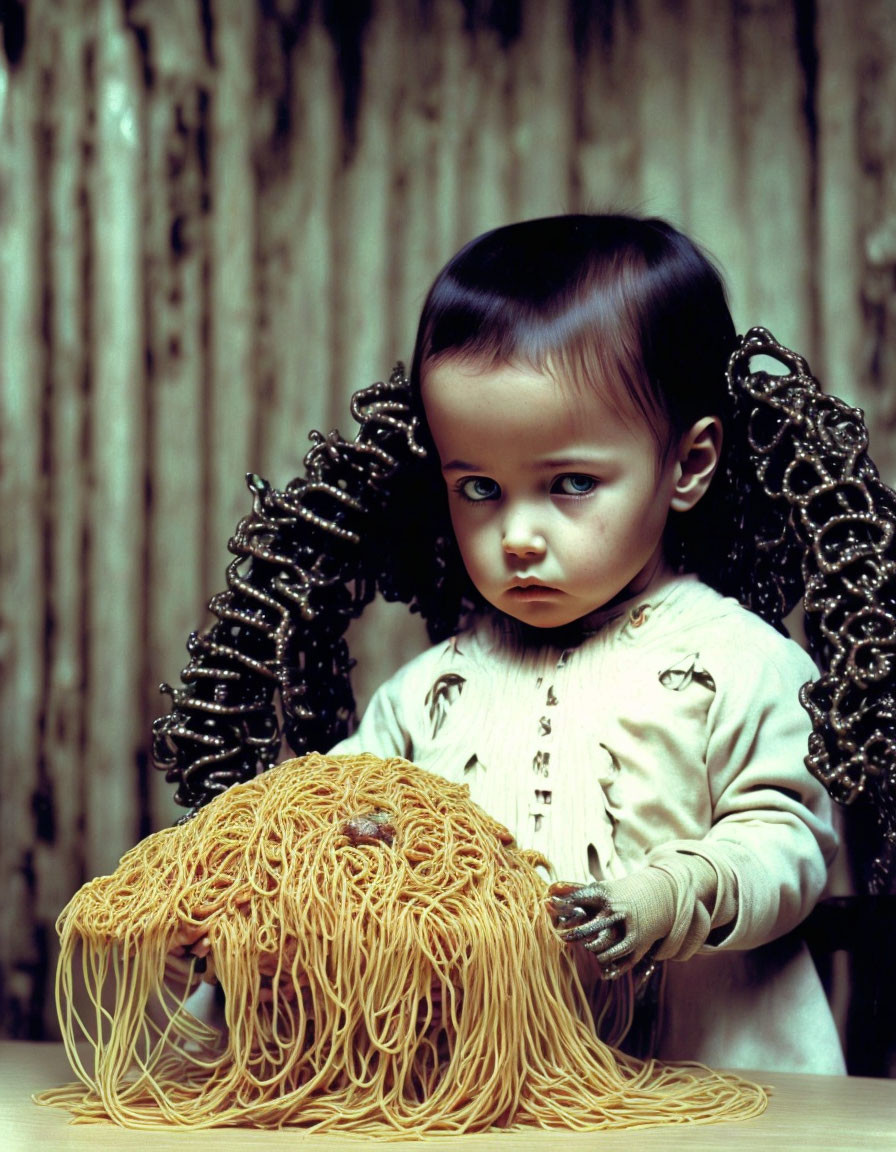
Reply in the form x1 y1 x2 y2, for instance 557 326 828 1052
332 574 846 1073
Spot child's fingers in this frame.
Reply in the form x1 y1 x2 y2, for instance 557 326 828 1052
546 901 589 926
166 923 214 990
547 884 613 930
189 935 211 958
596 953 636 981
199 955 218 984
557 908 625 943
164 953 203 988
590 933 636 966
165 954 193 977
172 924 205 949
546 881 581 899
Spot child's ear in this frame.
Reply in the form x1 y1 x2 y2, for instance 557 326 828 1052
670 416 723 513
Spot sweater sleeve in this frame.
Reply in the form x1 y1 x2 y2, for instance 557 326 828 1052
328 678 413 760
327 643 443 761
647 629 838 954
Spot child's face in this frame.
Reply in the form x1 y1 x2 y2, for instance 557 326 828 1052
422 359 686 629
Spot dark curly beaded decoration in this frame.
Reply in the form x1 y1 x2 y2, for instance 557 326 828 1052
727 328 896 892
151 366 425 817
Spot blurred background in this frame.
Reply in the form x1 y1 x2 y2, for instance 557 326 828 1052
1 0 895 1048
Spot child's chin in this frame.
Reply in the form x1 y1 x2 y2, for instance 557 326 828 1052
494 604 596 642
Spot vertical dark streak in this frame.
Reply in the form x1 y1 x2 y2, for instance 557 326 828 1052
502 18 520 220
795 0 821 356
567 0 588 210
124 4 152 850
454 19 474 245
28 921 49 1042
136 39 154 843
569 0 616 60
254 2 306 174
729 1 748 221
327 179 348 429
324 6 348 428
385 42 407 376
196 83 214 649
321 0 373 162
135 747 151 841
0 0 26 68
35 50 56 856
459 0 523 48
123 1 154 88
199 0 216 68
251 5 285 471
12 852 37 1038
14 31 60 1043
197 84 215 640
77 37 96 884
853 3 891 433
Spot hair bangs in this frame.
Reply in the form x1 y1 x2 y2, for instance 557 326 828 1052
413 232 673 449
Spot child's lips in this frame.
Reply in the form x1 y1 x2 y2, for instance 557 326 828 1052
506 582 561 600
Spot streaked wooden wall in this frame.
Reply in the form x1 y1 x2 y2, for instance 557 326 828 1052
1 0 894 1039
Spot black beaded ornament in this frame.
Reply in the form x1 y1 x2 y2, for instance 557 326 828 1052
151 367 427 815
723 328 896 893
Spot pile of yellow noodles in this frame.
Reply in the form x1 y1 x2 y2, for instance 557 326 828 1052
37 752 767 1134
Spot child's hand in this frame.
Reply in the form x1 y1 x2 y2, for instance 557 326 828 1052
164 923 217 989
546 870 677 980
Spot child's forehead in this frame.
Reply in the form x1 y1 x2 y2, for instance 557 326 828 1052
421 352 667 445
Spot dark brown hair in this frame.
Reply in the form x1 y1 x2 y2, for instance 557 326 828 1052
411 214 737 443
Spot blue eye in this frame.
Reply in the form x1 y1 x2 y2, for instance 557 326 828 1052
457 477 501 502
553 474 597 496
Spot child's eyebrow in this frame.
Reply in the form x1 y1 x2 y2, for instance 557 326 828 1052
442 453 615 473
537 455 607 469
441 459 482 472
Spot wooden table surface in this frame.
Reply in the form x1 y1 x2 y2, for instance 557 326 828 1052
1 1042 894 1151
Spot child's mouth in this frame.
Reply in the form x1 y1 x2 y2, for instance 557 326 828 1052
507 584 561 601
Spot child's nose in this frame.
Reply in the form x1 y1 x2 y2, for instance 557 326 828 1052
502 508 547 558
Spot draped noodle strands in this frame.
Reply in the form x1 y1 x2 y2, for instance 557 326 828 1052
37 754 767 1134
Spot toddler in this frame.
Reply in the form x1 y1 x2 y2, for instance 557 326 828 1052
329 215 846 1074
